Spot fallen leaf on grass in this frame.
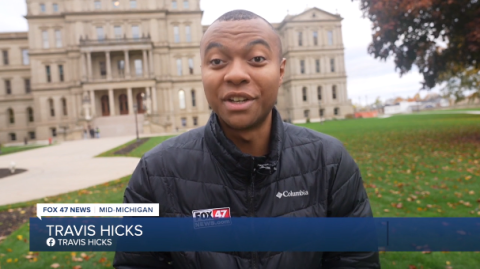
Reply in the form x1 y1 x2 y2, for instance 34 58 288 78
17 235 23 240
51 263 60 268
422 251 431 254
6 248 12 252
99 257 107 263
408 265 417 269
73 266 82 269
72 257 83 262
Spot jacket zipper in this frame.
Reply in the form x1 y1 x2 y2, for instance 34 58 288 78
250 158 258 269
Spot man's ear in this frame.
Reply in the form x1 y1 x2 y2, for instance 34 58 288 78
279 58 287 84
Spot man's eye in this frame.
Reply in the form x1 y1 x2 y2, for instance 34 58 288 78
252 56 266 63
210 59 223 65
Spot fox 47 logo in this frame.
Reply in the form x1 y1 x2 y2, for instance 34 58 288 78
192 207 231 228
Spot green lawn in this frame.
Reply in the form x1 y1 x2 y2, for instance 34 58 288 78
1 114 480 268
0 145 46 156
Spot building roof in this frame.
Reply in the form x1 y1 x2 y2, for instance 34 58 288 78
0 32 28 40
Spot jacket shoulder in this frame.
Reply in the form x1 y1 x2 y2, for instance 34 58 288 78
142 127 206 171
283 123 346 165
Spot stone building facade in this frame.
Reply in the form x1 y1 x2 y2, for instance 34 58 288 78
0 1 353 143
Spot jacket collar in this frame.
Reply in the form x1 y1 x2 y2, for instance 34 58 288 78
205 107 285 179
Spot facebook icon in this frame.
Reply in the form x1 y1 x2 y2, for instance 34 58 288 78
46 237 56 247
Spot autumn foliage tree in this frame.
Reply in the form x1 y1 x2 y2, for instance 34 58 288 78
356 0 480 99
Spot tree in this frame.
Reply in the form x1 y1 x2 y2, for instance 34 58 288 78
356 0 480 97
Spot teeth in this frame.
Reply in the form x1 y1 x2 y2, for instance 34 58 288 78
230 97 247 102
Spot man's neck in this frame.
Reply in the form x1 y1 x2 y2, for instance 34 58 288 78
219 112 273 157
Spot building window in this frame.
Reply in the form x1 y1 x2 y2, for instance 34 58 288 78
49 98 55 117
9 133 16 141
29 131 36 139
327 30 333 45
332 85 337 99
188 58 194 74
97 27 105 41
181 117 187 127
191 89 196 107
53 3 59 12
132 26 140 39
55 30 62 47
185 26 191 42
22 49 29 65
112 0 120 8
99 61 106 77
7 108 14 124
313 31 318 46
25 79 31 93
183 0 189 8
179 90 185 109
302 87 307 102
319 109 324 117
2 50 8 65
193 116 198 126
61 98 67 116
94 1 101 9
317 86 322 100
27 107 34 122
42 31 49 48
130 0 137 8
114 26 122 39
315 59 320 73
330 58 335 72
118 60 125 76
40 4 46 13
173 26 180 43
46 65 51 82
58 65 64 81
176 59 182 75
134 59 143 76
300 60 305 74
334 107 340 115
304 109 310 118
172 0 177 9
298 32 303 46
51 127 57 137
5 80 11 94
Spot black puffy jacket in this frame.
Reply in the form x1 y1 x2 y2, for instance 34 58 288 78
113 108 380 269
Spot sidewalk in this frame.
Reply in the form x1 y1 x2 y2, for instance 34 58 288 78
0 136 140 206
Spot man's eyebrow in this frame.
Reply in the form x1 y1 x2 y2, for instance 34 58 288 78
204 42 224 55
245 39 272 51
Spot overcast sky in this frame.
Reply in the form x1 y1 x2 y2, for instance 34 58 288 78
0 0 441 105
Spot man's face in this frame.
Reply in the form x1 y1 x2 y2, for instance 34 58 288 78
200 19 286 131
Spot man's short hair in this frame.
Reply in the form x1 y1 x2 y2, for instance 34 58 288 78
213 10 283 60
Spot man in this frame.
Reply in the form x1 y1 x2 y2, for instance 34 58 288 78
114 10 380 269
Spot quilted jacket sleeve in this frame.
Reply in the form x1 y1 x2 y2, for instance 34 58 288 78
321 143 381 269
113 157 173 269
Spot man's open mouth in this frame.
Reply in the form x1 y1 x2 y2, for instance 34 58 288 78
228 97 249 103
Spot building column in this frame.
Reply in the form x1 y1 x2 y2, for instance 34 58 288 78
146 87 152 114
124 50 130 78
152 86 158 113
127 88 133 115
81 53 87 81
106 51 112 80
108 88 115 116
89 90 95 117
142 50 149 78
148 49 154 77
86 52 92 81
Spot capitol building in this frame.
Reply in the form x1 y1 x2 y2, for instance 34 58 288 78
0 0 353 142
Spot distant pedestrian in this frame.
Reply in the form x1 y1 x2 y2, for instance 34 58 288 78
95 127 100 138
89 126 95 139
83 129 88 139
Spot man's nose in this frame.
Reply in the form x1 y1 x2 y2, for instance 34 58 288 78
224 59 250 85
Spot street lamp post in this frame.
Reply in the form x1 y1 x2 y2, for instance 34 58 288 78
133 93 146 142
